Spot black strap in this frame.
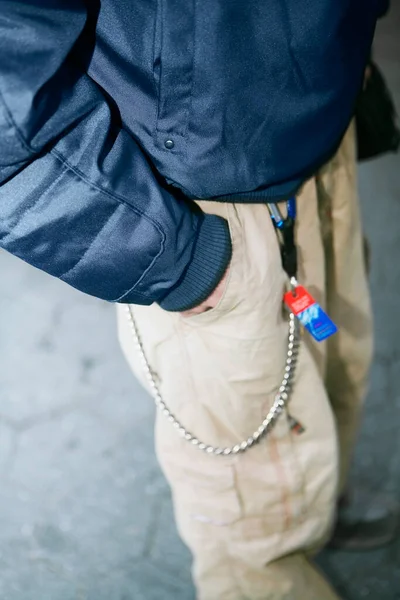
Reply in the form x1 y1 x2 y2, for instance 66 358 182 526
280 216 297 280
268 199 298 280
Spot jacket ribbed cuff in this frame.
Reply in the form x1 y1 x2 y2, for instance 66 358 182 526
159 214 232 312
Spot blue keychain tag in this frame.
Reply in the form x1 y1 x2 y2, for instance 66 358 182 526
284 285 337 342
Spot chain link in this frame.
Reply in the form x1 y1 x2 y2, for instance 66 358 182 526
126 306 300 456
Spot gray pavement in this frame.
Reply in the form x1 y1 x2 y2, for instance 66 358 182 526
1 9 400 600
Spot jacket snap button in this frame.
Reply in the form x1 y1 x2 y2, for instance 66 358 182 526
164 139 175 149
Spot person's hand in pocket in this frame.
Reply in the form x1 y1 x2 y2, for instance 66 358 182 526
181 267 230 317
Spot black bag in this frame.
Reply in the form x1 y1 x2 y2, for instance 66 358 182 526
355 60 400 161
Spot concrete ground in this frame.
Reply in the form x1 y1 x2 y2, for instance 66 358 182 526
0 8 399 600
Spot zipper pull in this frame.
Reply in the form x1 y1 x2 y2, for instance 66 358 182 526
288 414 305 435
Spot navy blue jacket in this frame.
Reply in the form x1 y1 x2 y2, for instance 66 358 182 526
0 1 385 310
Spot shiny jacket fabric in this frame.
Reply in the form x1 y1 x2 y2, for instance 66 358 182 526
0 1 385 310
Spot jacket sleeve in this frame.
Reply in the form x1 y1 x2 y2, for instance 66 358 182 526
0 0 231 311
378 0 390 17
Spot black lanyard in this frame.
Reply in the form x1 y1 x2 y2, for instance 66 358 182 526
268 197 298 282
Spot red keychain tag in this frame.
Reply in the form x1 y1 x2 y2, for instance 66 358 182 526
284 285 337 342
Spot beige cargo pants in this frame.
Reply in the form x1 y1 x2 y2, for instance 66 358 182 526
117 124 373 599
